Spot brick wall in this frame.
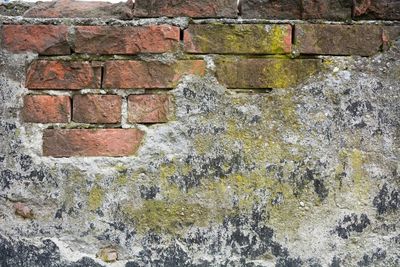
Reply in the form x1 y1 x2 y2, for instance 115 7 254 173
1 1 400 266
1 0 399 157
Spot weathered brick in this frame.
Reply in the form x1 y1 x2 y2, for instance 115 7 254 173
103 60 205 89
14 202 34 219
354 0 400 20
302 0 352 20
74 25 180 55
215 57 322 89
73 95 121 124
184 24 292 54
22 95 71 123
128 94 173 123
23 0 134 20
1 25 70 55
241 0 302 19
26 60 101 90
295 24 385 56
382 26 400 50
43 129 144 157
134 0 237 18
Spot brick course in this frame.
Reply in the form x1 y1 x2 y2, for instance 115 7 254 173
22 95 71 123
103 60 206 89
74 25 180 55
128 94 173 123
134 0 238 18
43 129 144 157
2 25 70 55
26 61 101 90
73 95 122 124
184 24 292 54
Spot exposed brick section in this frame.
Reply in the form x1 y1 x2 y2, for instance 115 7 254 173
184 24 292 54
215 58 322 89
23 0 134 20
354 0 400 20
134 0 237 18
241 0 302 19
302 0 352 20
14 202 34 219
74 25 180 55
26 60 101 90
382 26 400 50
128 94 173 123
22 95 71 123
295 24 390 56
1 25 70 55
103 60 206 89
43 129 144 157
73 95 121 124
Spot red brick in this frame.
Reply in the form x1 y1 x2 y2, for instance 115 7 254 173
184 24 292 54
354 0 400 20
215 57 322 89
26 60 101 90
23 0 134 20
74 25 180 55
128 94 173 123
241 0 302 19
134 0 238 18
302 0 352 20
295 24 386 56
73 95 121 124
22 95 71 123
14 202 34 219
103 60 206 89
1 25 70 55
43 129 144 157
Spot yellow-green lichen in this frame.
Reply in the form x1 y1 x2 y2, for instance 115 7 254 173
122 200 213 235
215 57 323 89
190 24 290 54
88 186 104 211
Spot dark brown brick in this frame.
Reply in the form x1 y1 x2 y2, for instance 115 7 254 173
103 60 206 89
241 0 302 19
2 25 70 55
295 24 385 56
26 60 101 90
73 95 121 124
134 0 238 18
74 25 180 55
354 0 400 20
184 24 292 54
43 129 144 157
128 94 173 123
215 57 322 89
22 95 71 123
302 0 352 20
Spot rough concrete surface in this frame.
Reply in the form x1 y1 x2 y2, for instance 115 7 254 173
0 18 400 267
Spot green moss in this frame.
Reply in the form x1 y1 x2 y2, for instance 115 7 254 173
122 200 213 234
88 186 104 211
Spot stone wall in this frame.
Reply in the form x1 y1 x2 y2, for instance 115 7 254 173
0 0 399 266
